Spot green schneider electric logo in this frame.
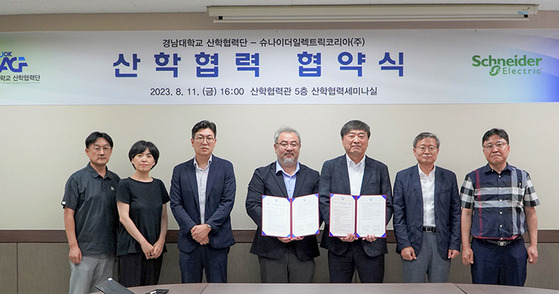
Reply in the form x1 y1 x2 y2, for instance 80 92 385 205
472 54 542 76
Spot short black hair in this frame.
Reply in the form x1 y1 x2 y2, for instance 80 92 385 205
191 120 217 139
128 140 160 169
85 131 113 149
340 120 370 139
482 128 509 145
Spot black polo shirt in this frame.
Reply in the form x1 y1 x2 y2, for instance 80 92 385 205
62 163 120 256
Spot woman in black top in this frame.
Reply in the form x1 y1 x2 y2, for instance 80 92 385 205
116 140 169 287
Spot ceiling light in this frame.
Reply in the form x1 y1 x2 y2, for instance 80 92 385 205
207 4 538 23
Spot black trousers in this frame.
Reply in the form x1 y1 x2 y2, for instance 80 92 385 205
258 246 315 283
328 242 385 283
118 252 163 287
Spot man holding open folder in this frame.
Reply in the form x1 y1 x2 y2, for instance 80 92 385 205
319 120 393 283
246 126 320 283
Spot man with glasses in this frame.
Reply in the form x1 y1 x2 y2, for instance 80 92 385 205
170 120 236 283
61 131 120 294
461 128 540 286
393 132 461 283
246 126 320 283
319 120 393 283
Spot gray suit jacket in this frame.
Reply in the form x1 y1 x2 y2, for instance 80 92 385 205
392 165 461 260
319 155 393 257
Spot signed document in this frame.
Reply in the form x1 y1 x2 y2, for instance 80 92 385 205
329 194 386 238
261 194 319 238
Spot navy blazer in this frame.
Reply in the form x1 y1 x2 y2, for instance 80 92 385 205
319 155 393 258
169 155 236 253
246 162 320 261
392 165 461 260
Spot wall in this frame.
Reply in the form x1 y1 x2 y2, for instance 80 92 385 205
1 10 559 294
0 104 557 230
2 243 559 293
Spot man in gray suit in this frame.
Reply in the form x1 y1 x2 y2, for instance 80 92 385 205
246 126 320 283
393 132 461 283
319 120 393 283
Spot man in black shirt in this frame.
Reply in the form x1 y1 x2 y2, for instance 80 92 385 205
61 131 120 294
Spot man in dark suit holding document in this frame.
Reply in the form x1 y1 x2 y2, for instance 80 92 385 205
319 120 393 283
246 126 320 283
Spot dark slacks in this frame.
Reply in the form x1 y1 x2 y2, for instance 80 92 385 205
328 242 384 283
179 245 229 283
118 253 163 287
471 237 527 286
258 246 315 283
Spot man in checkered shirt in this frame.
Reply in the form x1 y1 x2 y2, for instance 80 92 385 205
460 128 539 286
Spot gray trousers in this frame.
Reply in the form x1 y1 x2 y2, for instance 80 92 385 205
401 231 451 283
68 255 114 294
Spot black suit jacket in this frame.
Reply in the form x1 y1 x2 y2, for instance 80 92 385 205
319 155 393 258
392 165 461 260
169 155 236 253
246 162 320 261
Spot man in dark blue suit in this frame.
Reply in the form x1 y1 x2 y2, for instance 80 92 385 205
170 120 236 283
319 120 393 283
393 132 461 283
246 127 320 283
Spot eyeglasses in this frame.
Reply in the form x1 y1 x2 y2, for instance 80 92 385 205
483 141 507 150
194 136 215 143
90 145 111 152
416 145 438 152
276 141 300 148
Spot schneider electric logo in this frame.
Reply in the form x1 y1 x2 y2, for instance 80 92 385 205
472 54 542 76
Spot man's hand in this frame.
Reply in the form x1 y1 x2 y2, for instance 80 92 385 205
448 249 460 259
68 245 82 265
363 234 377 242
339 233 356 242
191 224 211 243
198 236 209 245
462 246 474 265
528 244 538 264
278 236 304 243
401 246 416 261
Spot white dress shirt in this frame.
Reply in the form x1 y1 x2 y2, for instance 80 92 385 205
194 155 212 224
418 164 436 227
346 154 366 196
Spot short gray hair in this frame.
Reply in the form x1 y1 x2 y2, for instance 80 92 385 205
274 126 301 144
413 132 440 148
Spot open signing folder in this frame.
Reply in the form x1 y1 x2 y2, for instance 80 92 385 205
329 194 386 238
261 193 320 238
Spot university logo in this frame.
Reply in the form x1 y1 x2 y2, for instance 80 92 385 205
472 54 542 76
0 51 28 73
1 51 40 83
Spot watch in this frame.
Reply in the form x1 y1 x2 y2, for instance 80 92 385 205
206 223 212 230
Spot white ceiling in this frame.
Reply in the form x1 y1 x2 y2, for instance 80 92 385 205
1 0 558 16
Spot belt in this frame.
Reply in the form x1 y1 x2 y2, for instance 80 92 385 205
478 236 522 247
422 226 436 232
